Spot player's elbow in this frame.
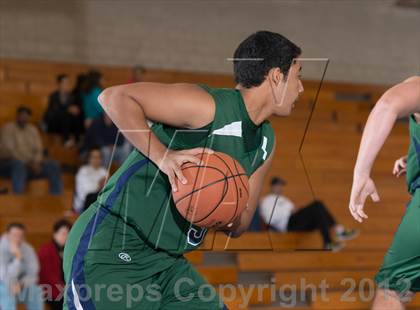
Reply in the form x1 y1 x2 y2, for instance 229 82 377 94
374 96 401 118
98 86 123 110
98 87 112 109
228 231 243 238
226 227 246 238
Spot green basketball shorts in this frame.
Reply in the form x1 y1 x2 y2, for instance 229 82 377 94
375 190 420 293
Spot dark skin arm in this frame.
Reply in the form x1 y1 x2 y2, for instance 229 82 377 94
223 140 276 237
98 82 215 191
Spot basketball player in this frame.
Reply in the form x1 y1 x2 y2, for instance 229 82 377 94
63 31 303 309
349 76 420 310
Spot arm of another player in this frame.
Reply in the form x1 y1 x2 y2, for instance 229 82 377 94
349 76 420 222
223 139 276 238
98 82 215 191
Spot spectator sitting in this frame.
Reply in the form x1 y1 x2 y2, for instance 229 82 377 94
83 70 104 127
38 219 72 310
71 73 87 111
84 113 132 167
0 106 63 195
43 74 84 147
259 177 359 251
73 148 107 213
0 223 43 310
128 65 145 83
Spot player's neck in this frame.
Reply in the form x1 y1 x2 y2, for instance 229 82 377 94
237 85 273 126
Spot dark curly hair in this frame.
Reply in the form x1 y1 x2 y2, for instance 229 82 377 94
233 31 301 88
53 219 72 233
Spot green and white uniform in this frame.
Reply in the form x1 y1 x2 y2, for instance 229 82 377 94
375 115 420 293
63 84 275 310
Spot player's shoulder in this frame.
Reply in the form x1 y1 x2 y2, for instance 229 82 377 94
198 83 236 93
199 84 245 117
384 76 420 105
402 75 420 84
197 84 239 103
392 76 420 93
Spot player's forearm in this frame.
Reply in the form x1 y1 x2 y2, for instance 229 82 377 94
98 87 167 164
225 164 270 237
354 99 398 177
223 186 261 238
227 199 259 238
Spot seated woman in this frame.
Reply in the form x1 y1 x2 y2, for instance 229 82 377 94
259 177 359 251
43 74 83 146
38 220 72 310
73 148 107 213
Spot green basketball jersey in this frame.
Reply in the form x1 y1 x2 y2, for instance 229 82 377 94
374 115 420 294
407 115 420 194
94 84 275 256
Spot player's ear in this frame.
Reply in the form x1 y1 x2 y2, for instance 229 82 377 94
270 68 283 87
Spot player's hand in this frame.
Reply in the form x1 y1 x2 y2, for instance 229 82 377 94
159 147 214 192
349 174 380 223
393 155 407 178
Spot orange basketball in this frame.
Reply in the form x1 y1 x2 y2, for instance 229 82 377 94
172 152 249 229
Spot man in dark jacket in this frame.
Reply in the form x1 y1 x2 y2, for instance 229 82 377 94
84 113 131 166
43 74 84 146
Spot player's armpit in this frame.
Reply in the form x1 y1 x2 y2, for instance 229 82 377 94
223 139 276 238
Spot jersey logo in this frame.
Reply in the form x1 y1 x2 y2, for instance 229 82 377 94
118 252 132 262
261 136 268 160
211 121 242 138
187 227 207 246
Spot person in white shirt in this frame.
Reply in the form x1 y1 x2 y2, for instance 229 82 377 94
259 177 358 251
73 148 108 213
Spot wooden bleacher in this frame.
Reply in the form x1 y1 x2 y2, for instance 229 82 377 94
1 58 416 309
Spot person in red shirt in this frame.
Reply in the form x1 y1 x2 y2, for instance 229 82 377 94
38 219 71 310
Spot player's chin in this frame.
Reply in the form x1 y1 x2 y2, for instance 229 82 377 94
275 110 292 117
274 106 292 117
284 106 294 116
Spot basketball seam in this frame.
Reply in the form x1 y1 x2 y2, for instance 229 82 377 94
175 173 244 222
173 165 230 204
232 158 249 197
191 154 231 225
173 154 248 227
194 175 230 225
212 153 240 225
182 151 210 228
175 164 231 224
